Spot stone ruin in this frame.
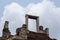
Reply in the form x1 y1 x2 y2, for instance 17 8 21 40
0 14 57 40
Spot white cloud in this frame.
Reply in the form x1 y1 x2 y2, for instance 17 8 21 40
1 2 26 35
0 0 60 40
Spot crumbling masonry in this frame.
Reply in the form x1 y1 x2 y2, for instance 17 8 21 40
0 14 56 40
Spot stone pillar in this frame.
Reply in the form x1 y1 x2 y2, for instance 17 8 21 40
2 21 11 38
36 17 39 32
25 15 28 29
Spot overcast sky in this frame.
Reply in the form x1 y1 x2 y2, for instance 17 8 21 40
0 0 60 40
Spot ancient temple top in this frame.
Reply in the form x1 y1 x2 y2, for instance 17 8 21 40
25 14 39 32
25 14 49 35
0 14 57 40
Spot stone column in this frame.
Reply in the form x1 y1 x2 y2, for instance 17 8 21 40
36 17 39 32
25 15 28 30
2 21 11 38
